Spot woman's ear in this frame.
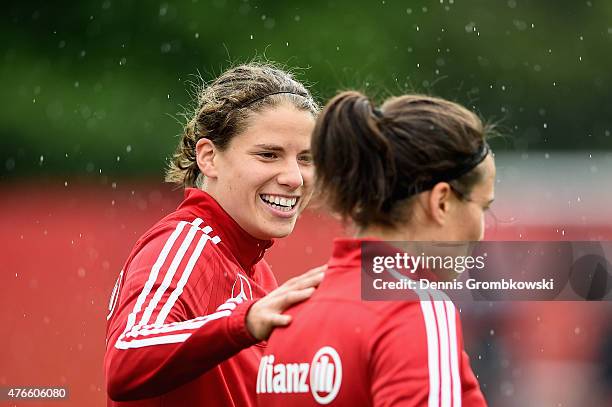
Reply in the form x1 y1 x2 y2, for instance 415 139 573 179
196 138 219 179
427 182 453 226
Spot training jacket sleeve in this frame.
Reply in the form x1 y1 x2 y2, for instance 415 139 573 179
369 299 487 407
460 349 488 406
104 224 259 401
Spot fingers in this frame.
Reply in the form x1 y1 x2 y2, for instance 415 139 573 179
292 271 325 291
283 265 327 287
269 313 292 327
269 266 326 300
276 287 316 310
302 264 328 277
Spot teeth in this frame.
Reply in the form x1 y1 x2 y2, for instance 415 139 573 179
260 194 298 209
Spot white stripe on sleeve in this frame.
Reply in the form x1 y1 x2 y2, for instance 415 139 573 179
154 233 210 326
136 219 205 329
430 290 451 407
445 299 461 407
123 219 201 334
417 289 440 407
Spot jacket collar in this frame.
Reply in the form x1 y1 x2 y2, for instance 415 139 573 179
327 237 382 269
177 188 273 273
328 237 402 269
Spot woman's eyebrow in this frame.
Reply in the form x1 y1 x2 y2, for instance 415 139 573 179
253 144 284 151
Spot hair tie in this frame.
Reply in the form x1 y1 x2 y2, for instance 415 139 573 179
240 91 307 108
390 141 491 202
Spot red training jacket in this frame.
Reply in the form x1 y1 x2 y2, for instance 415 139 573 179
257 238 487 407
105 188 277 406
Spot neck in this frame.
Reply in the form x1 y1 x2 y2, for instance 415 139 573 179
356 224 412 241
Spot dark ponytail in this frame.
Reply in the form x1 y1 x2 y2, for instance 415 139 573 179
311 91 398 227
312 91 491 229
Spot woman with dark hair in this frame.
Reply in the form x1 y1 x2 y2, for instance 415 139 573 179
104 63 324 406
257 91 492 406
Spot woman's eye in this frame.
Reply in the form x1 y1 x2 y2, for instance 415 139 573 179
258 152 278 159
298 154 313 164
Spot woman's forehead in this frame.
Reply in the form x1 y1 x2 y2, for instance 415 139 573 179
233 106 314 148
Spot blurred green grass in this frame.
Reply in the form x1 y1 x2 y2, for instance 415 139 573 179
2 0 612 178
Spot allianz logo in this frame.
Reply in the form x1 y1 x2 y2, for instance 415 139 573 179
256 346 343 405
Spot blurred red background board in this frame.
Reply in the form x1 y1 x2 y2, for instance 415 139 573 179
1 181 611 406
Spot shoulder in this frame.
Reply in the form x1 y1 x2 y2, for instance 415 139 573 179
125 217 225 283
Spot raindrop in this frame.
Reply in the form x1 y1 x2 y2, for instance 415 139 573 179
126 145 132 153
39 155 44 165
195 32 199 39
5 158 16 171
250 34 254 40
543 123 547 129
159 3 168 16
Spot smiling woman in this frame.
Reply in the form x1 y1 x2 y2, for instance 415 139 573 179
195 103 315 239
104 63 324 407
